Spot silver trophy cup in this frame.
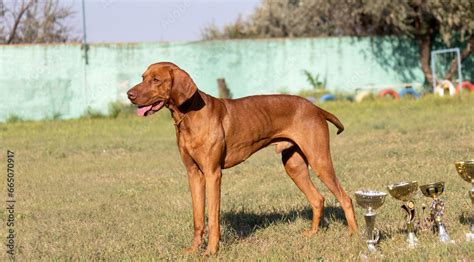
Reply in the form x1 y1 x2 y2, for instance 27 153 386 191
355 190 387 253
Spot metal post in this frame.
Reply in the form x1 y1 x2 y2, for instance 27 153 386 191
431 51 436 93
456 48 463 94
81 0 89 65
81 0 89 109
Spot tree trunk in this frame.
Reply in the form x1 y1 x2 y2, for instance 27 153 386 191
444 36 474 81
419 34 434 87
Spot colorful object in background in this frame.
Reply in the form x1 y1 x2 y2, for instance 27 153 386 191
306 96 317 103
434 80 456 97
319 94 336 103
456 81 474 94
355 90 372 103
399 88 421 99
379 89 400 99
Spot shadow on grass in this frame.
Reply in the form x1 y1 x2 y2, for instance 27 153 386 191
459 212 472 226
221 205 346 239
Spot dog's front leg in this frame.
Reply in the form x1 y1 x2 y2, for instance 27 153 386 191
184 166 206 253
203 168 222 256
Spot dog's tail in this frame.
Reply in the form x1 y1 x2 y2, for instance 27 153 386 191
321 109 344 135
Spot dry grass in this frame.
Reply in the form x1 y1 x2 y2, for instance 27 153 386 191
0 94 473 260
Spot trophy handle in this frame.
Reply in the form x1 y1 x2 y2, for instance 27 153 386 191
402 202 415 220
362 227 380 242
372 228 380 242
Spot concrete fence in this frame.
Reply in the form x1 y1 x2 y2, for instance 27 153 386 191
1 37 472 122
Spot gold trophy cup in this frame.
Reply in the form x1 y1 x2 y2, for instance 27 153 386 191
419 182 450 243
454 160 474 241
355 190 387 253
387 181 419 247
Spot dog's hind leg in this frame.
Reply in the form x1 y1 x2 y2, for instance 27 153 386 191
295 126 358 235
282 146 325 236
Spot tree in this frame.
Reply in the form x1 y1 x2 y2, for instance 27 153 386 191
358 0 473 86
203 0 474 86
0 0 77 44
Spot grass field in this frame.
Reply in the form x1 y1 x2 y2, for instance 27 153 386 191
1 95 473 260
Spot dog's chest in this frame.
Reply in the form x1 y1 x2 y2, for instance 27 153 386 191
177 124 221 154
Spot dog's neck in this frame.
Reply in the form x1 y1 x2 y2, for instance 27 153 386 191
168 91 205 128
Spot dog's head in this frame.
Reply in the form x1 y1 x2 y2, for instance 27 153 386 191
127 62 197 116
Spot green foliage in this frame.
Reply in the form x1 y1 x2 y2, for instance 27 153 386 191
356 0 474 45
6 114 22 123
52 112 62 120
82 107 107 119
302 70 326 90
81 103 136 119
108 102 135 119
203 0 473 44
202 16 250 40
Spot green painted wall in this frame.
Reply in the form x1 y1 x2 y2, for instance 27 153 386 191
0 37 472 121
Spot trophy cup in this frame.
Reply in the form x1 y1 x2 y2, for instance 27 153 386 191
454 160 474 241
419 182 450 243
387 181 419 247
355 190 387 253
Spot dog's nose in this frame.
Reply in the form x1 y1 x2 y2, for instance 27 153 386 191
127 90 137 100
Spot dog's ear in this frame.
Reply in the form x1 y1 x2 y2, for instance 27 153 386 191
170 68 197 107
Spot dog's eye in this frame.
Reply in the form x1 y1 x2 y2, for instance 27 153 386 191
153 78 161 83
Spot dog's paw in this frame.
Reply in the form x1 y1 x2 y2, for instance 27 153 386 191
348 228 359 237
203 247 218 256
302 229 318 237
183 238 203 254
183 245 199 254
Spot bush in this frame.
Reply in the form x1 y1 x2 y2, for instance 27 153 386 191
6 115 22 123
108 102 135 118
82 107 107 119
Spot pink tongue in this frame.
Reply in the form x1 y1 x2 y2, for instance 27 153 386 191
137 105 153 116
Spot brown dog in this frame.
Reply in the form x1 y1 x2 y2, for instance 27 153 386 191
127 62 358 255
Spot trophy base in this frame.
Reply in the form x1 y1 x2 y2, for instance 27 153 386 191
368 243 377 253
359 250 384 261
407 232 418 248
437 223 451 243
466 232 474 241
438 232 452 243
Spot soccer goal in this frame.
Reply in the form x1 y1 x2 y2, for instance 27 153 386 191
430 48 463 96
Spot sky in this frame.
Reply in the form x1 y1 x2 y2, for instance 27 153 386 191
69 0 260 43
